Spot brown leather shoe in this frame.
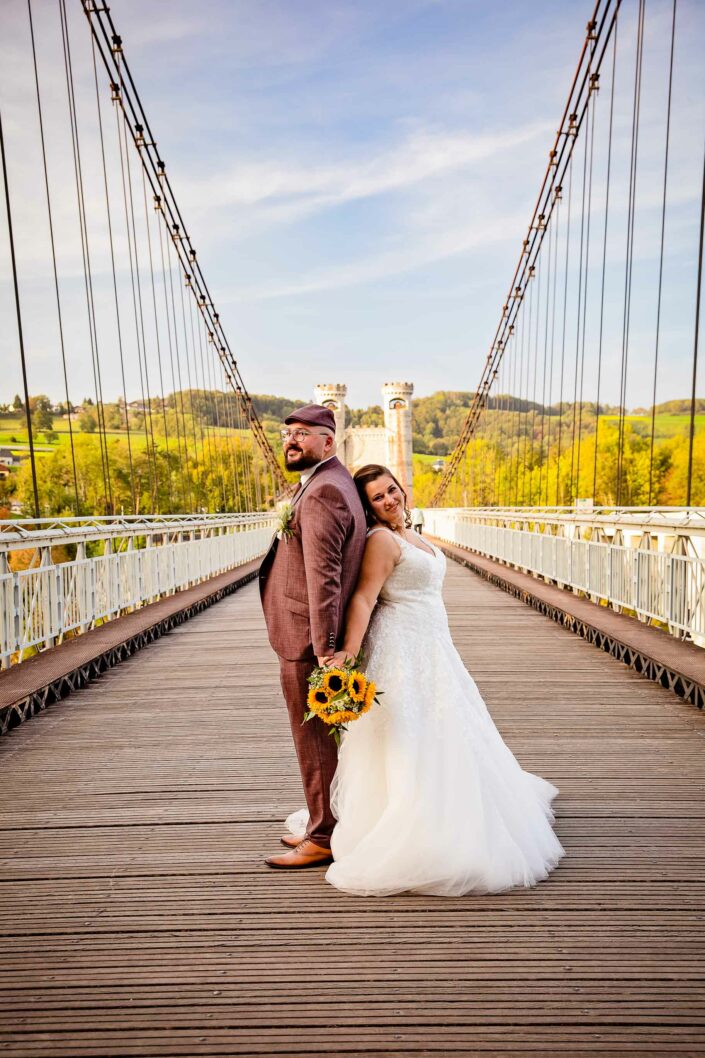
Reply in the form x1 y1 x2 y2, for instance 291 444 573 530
265 838 333 869
281 832 306 848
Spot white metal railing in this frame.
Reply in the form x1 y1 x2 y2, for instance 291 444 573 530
425 507 705 645
0 513 276 667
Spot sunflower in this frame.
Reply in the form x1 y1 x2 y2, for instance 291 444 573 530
327 708 358 725
307 686 331 715
363 680 376 710
347 671 367 702
322 669 347 695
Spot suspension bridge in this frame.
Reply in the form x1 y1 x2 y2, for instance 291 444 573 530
1 0 704 1054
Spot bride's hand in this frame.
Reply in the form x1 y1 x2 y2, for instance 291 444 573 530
318 650 355 668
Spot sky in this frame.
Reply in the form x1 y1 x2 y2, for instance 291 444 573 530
0 0 703 410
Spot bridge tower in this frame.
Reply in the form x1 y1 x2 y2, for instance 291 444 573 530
313 384 347 460
382 382 414 507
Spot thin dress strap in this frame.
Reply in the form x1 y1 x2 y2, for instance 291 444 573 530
366 526 406 561
367 526 403 541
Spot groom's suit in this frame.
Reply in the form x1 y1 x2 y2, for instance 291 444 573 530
259 455 367 848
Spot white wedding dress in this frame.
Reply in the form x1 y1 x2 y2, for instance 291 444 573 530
287 527 565 896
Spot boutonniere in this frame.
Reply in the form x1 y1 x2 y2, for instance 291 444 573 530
276 502 295 541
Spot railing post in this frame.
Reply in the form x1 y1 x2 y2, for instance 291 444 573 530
12 565 20 665
37 546 58 652
0 553 14 670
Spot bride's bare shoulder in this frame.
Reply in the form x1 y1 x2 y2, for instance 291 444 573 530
365 527 402 561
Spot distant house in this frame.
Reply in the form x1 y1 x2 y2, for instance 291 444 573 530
0 448 20 468
431 458 446 472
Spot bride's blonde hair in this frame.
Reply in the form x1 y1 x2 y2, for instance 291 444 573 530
353 464 412 530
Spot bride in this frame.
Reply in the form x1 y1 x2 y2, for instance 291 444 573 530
287 463 565 897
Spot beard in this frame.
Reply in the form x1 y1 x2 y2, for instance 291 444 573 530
284 448 322 472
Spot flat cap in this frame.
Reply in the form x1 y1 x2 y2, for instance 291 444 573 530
284 403 336 432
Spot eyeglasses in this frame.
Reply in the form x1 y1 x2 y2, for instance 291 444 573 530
279 428 331 442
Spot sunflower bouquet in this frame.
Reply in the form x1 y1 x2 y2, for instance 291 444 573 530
305 653 382 746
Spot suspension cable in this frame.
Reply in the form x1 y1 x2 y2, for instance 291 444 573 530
592 19 618 501
201 313 227 510
0 108 40 518
27 0 79 515
165 228 200 510
90 31 136 512
113 66 158 510
616 0 645 505
528 256 542 504
141 167 174 512
122 95 161 510
648 0 677 504
686 141 705 507
538 201 555 505
188 287 216 507
556 161 574 504
156 210 190 510
574 71 597 499
569 83 592 501
60 0 112 513
177 263 207 508
543 191 560 506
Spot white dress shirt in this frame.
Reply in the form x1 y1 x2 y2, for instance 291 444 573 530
299 454 335 487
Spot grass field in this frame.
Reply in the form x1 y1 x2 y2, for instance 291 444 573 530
414 452 446 464
598 413 705 439
0 416 253 455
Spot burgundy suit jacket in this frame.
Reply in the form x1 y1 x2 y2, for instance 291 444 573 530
259 456 367 662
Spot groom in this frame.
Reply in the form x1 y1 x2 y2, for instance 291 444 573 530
259 404 367 868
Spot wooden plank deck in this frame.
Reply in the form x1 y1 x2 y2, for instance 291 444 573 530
0 557 704 1056
0 559 262 735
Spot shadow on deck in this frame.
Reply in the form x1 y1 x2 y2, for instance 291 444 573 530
1 557 704 1056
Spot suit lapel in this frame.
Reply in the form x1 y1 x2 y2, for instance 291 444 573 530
290 456 340 510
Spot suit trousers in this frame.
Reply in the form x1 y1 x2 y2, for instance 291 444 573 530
278 656 338 849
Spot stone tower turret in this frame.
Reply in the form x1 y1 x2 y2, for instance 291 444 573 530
313 383 347 460
382 382 414 507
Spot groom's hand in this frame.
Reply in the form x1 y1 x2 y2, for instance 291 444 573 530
318 650 355 668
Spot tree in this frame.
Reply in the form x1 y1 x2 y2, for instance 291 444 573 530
12 394 23 413
29 395 53 435
79 409 97 433
105 404 124 430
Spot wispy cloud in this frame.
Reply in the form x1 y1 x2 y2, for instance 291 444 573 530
185 121 550 229
229 208 524 300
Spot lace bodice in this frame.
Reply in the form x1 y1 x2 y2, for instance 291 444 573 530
367 527 446 606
